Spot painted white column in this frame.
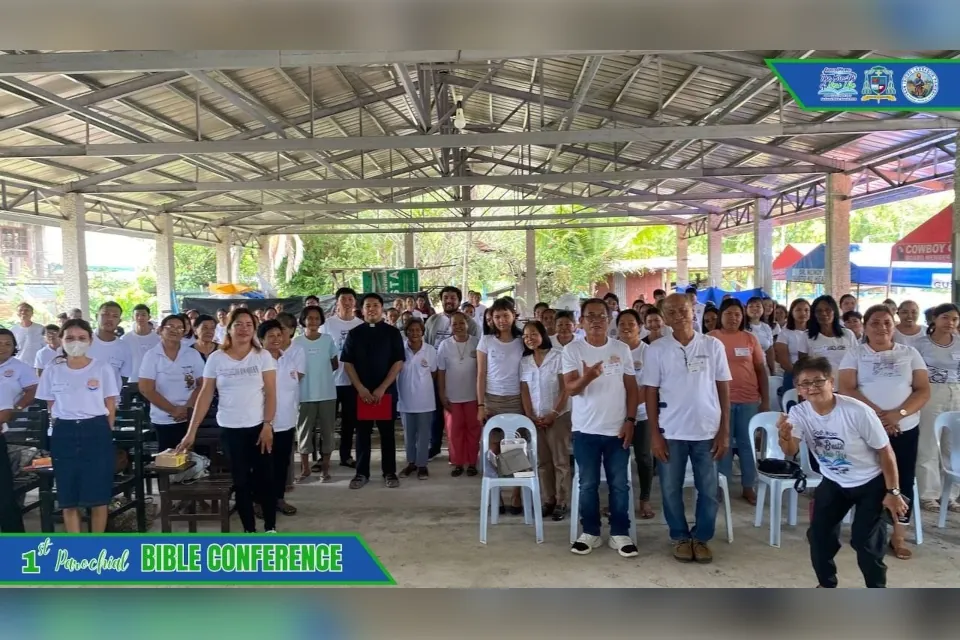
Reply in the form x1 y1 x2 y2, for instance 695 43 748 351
753 198 774 294
155 214 176 315
825 173 852 299
404 232 415 268
60 193 89 315
525 228 537 309
707 220 723 288
216 230 233 284
676 230 689 288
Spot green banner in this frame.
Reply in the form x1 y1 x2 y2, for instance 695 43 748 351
362 269 419 293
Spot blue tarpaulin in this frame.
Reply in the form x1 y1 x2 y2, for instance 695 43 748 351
786 243 952 289
674 286 772 306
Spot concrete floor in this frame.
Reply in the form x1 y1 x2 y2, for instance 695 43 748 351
22 452 960 588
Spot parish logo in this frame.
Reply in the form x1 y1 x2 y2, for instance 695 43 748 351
817 66 858 102
2 369 13 377
860 66 896 103
86 378 100 391
419 358 429 368
902 66 938 104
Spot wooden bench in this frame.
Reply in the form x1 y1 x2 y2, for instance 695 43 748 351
147 461 233 533
5 410 49 517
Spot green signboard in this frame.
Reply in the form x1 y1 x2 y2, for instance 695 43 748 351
362 269 419 293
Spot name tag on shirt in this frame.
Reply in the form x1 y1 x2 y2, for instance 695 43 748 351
734 347 751 357
871 361 899 378
603 363 623 376
687 361 703 373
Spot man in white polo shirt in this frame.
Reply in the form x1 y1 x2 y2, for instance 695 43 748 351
562 298 639 558
779 356 908 588
641 293 731 565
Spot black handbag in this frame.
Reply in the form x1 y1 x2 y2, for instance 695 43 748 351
757 458 807 493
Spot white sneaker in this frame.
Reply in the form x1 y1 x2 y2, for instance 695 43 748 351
609 535 639 558
265 529 277 534
570 533 602 555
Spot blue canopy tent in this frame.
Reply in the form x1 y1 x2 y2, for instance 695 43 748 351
674 286 772 306
786 243 952 288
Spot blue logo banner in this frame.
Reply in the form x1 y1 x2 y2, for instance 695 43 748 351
0 534 395 585
766 59 960 111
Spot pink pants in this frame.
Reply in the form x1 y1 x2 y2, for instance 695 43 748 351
445 400 481 467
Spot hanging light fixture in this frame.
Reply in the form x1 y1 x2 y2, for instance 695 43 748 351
453 96 466 131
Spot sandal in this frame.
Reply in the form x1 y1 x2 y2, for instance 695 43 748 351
638 501 655 520
950 501 960 514
278 502 298 516
920 499 941 513
889 538 912 560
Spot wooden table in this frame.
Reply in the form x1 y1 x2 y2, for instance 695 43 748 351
147 461 233 533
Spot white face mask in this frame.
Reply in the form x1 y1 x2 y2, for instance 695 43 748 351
63 340 90 357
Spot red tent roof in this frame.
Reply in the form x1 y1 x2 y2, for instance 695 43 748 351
772 244 818 280
892 204 953 263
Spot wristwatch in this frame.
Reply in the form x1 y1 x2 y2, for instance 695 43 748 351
887 488 901 496
624 417 636 424
898 409 908 417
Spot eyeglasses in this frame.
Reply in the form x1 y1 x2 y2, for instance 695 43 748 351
796 378 829 389
583 313 608 322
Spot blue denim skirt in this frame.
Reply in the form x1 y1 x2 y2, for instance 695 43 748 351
51 416 115 509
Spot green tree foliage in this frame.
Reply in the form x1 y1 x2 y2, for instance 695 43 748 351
87 273 156 319
172 244 260 293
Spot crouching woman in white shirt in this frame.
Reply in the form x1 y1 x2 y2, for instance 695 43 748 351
397 318 438 480
259 319 305 517
838 305 929 560
520 320 571 521
778 357 909 588
36 319 119 533
177 309 278 534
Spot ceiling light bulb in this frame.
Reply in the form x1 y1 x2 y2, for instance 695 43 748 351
453 100 466 130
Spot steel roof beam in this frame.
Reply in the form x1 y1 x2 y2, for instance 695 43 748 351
231 209 701 227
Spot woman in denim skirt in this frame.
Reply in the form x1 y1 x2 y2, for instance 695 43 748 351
36 319 119 533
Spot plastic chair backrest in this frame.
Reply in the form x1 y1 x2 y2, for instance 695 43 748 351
749 411 787 460
934 411 960 475
769 375 783 398
482 414 538 463
782 389 800 413
799 438 819 477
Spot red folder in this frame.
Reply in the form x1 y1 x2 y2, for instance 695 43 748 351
357 393 393 421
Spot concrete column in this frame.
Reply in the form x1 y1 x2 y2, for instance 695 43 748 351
403 232 415 268
753 198 774 294
825 173 852 299
676 230 689 288
155 214 176 315
216 230 233 284
60 193 89 315
707 220 723 288
953 131 960 305
525 229 537 308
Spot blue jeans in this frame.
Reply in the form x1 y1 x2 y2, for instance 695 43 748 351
573 432 631 537
402 412 432 467
657 439 719 542
719 402 759 490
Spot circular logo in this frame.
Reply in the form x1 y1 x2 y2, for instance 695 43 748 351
901 66 939 104
86 378 100 391
419 358 429 368
2 369 13 378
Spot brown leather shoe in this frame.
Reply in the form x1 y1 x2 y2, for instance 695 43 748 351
692 540 713 564
673 539 694 563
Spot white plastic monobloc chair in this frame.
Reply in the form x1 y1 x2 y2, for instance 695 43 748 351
840 479 922 544
782 388 801 413
769 376 784 412
479 414 543 544
751 411 801 547
660 461 734 543
935 411 960 529
569 452 637 544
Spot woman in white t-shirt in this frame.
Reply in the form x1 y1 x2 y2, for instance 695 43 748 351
838 304 930 560
553 311 577 348
775 298 810 393
477 298 526 514
520 320 571 521
915 303 960 514
258 319 305 518
746 296 777 373
397 318 437 480
893 300 926 349
137 315 205 453
178 308 278 534
799 295 860 390
437 312 480 478
617 309 654 519
36 319 119 533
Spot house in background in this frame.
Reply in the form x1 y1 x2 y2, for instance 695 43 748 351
0 222 46 281
594 253 756 303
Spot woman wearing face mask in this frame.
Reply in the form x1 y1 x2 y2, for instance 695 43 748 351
0 328 39 533
838 304 930 560
257 319 304 518
775 299 811 393
137 315 205 454
36 319 119 533
396 318 438 480
477 298 525 514
177 309 278 534
745 297 777 373
437 312 480 477
915 303 960 514
617 310 654 519
520 320 571 520
701 307 719 334
894 300 926 349
553 311 577 347
798 295 859 390
709 299 768 506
